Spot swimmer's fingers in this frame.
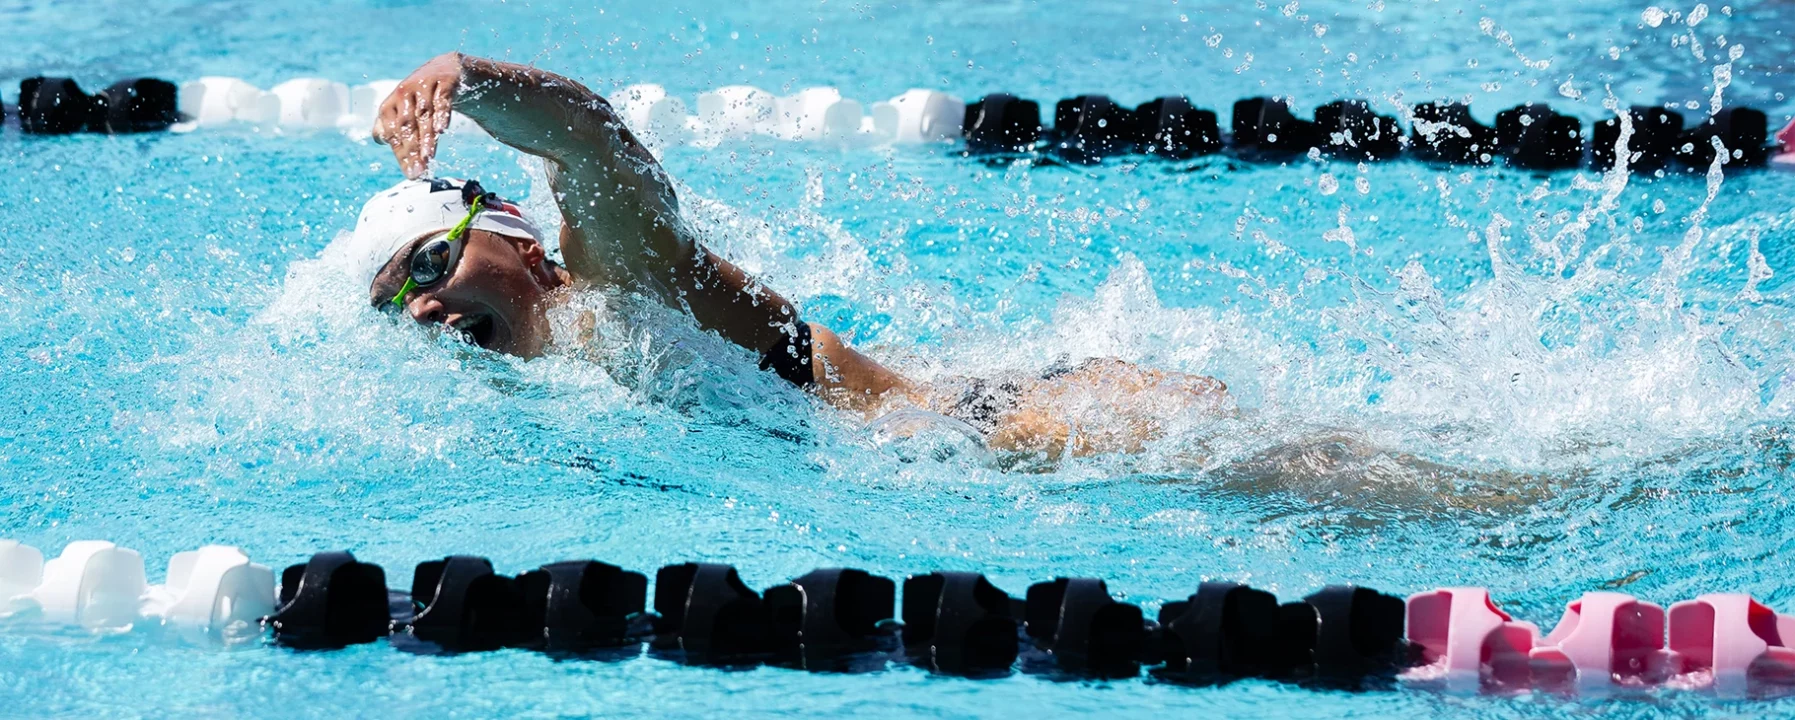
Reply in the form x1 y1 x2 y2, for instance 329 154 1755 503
371 93 397 147
414 87 440 171
409 80 457 177
372 81 416 150
395 90 425 178
433 80 455 134
378 53 465 177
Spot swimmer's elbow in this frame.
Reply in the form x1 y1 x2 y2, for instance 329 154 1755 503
807 323 916 413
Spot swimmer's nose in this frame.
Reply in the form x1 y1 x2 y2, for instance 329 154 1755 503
404 292 447 326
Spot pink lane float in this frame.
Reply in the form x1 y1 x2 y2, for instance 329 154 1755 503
1405 587 1795 696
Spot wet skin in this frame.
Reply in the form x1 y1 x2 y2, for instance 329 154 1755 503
370 52 1230 461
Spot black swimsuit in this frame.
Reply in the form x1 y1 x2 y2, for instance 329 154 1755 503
763 328 1090 439
945 356 1086 435
760 321 816 387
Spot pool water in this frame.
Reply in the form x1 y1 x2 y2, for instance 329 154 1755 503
5 0 1795 716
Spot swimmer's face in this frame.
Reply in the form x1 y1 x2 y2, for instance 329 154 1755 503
370 229 560 356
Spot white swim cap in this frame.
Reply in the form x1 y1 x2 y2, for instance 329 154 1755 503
344 178 546 296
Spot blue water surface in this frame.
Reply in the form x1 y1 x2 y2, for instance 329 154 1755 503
4 0 1795 716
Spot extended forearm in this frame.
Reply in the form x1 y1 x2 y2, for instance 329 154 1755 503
453 55 619 166
450 54 686 277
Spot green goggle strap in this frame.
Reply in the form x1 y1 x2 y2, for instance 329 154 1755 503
390 196 486 309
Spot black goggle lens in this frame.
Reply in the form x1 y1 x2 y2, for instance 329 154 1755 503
408 238 454 287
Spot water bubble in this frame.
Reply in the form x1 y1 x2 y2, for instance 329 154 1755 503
1745 228 1773 302
1687 3 1708 26
1322 208 1356 249
1317 173 1339 195
1642 7 1668 26
1314 24 1328 37
1355 176 1371 195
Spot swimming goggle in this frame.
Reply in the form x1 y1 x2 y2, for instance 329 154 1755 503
389 180 501 309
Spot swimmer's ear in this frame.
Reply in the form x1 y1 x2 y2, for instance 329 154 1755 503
497 232 556 284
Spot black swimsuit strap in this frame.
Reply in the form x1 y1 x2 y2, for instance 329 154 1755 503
759 321 816 387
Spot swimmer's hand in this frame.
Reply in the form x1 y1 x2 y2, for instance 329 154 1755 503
372 52 463 178
371 53 916 407
378 52 688 277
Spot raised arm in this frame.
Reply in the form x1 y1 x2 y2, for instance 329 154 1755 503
373 53 913 411
377 55 701 313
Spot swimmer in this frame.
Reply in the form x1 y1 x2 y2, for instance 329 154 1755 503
350 52 1229 462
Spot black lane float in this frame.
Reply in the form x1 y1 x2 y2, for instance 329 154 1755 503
266 550 1414 689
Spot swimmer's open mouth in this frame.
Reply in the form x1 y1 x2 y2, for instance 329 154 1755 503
450 314 498 349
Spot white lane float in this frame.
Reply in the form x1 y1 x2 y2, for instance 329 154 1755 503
773 87 863 142
176 76 264 128
0 540 279 642
871 89 965 144
141 545 276 642
343 80 402 136
615 83 693 147
0 540 44 617
170 76 960 149
31 540 148 629
696 85 778 138
271 78 352 131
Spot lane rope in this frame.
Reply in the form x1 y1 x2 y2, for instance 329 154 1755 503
8 76 1794 171
2 539 1792 695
